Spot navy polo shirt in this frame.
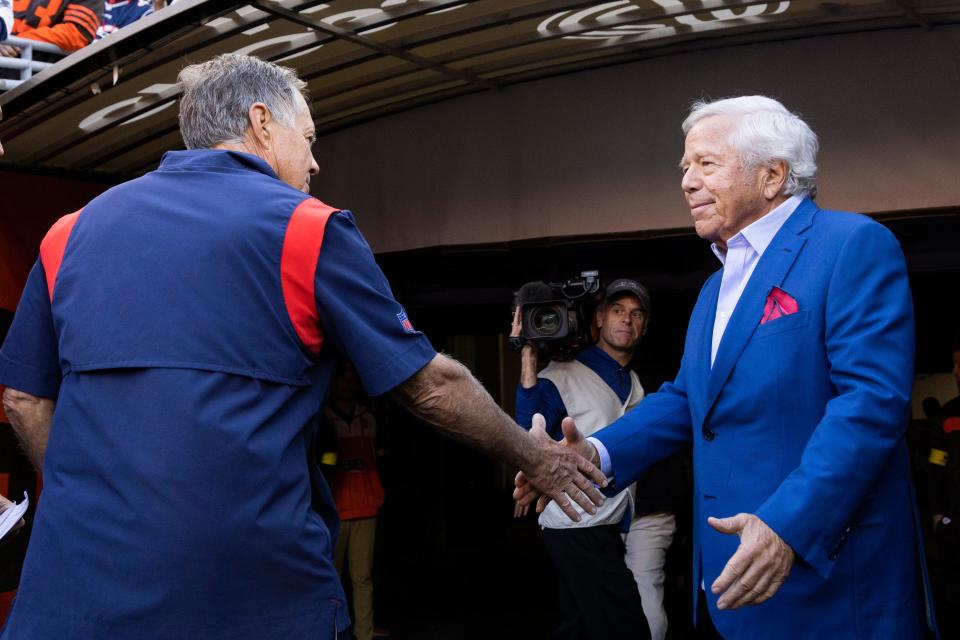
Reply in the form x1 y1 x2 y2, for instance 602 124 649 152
0 150 436 639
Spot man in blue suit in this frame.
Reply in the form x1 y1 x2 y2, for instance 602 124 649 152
516 95 932 638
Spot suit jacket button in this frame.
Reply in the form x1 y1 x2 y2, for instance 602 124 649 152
703 429 716 441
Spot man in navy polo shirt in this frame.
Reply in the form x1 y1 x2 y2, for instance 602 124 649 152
0 54 606 640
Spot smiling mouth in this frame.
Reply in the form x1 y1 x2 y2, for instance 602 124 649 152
689 202 714 217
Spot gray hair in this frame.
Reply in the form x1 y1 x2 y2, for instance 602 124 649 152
177 53 309 149
682 96 819 198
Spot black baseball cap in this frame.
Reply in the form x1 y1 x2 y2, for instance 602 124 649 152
605 278 651 312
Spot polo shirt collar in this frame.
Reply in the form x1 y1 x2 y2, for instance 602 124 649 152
158 149 280 180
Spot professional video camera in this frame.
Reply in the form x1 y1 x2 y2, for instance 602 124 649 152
510 270 603 360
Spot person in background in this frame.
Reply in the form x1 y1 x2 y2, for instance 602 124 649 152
323 362 386 640
512 279 656 640
1 0 103 55
1 1 13 43
928 343 960 637
97 0 168 39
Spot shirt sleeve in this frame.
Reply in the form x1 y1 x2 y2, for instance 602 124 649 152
514 378 567 440
313 210 436 397
0 259 62 398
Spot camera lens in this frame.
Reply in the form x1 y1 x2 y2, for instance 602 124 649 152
532 306 562 336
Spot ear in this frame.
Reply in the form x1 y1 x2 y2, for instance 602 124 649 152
247 102 272 149
760 160 788 200
595 307 604 329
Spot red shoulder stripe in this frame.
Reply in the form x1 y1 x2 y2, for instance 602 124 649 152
39 210 82 302
281 199 338 355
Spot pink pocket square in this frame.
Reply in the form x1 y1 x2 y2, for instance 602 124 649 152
761 287 798 324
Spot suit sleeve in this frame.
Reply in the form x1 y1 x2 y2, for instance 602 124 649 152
593 354 694 492
16 1 101 51
754 221 914 578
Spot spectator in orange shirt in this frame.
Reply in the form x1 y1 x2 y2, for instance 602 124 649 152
0 0 102 56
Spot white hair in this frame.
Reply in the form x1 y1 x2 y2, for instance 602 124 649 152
682 95 819 198
177 53 309 150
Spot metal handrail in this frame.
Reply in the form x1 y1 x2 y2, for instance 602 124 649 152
0 36 67 91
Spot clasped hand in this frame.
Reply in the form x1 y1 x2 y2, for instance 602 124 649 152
513 415 603 519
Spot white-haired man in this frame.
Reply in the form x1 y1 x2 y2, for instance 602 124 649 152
0 54 606 639
517 95 933 638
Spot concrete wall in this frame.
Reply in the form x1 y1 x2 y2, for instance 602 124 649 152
313 25 960 253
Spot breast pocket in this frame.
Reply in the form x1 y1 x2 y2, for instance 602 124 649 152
753 309 810 338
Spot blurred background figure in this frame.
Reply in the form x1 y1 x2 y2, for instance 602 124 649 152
1 1 13 43
3 0 102 54
927 342 960 637
97 0 169 40
323 362 386 640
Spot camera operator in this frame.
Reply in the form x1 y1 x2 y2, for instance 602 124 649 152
512 278 675 640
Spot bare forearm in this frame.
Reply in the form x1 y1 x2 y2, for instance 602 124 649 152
2 387 55 472
519 344 538 388
393 354 536 469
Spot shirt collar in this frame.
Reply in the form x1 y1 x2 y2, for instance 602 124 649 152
158 149 280 180
576 344 629 372
711 194 804 265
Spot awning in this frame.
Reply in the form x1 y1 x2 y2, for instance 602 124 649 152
1 0 958 177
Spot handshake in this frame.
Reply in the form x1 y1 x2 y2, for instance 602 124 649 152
513 413 605 519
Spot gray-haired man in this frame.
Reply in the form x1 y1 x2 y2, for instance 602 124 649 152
0 54 606 639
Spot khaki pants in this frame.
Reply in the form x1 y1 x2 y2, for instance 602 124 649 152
334 517 377 640
624 511 677 640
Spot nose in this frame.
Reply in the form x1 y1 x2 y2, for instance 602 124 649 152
681 166 699 193
0 139 4 157
309 153 319 176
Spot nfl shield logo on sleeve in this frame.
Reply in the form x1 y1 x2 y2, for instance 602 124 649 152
397 310 415 333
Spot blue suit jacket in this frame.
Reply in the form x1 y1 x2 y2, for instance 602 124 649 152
595 199 931 639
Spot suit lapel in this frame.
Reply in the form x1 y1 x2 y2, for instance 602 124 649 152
701 199 817 420
689 272 720 421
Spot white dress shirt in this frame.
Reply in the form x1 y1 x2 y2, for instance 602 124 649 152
589 195 804 478
710 195 803 365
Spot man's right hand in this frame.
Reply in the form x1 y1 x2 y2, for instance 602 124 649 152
514 415 604 519
0 44 22 58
